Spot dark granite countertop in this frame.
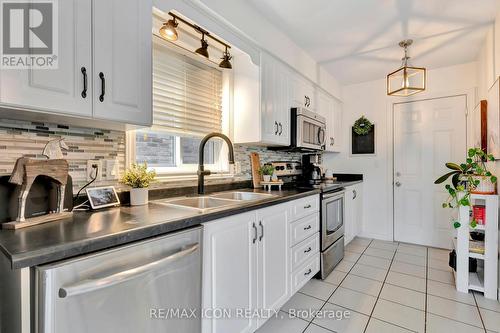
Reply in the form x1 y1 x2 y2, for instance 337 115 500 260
0 188 319 269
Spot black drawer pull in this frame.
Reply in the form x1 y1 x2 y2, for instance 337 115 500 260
99 72 105 102
304 269 312 276
303 225 312 230
304 247 312 253
304 204 311 209
279 122 283 136
81 67 87 98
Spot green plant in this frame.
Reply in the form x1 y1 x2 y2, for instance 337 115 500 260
353 116 373 136
435 148 496 228
258 164 275 176
121 163 156 188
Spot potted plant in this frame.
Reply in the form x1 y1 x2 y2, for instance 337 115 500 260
121 163 156 206
435 148 497 228
259 164 275 182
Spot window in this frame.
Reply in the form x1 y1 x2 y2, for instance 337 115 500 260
130 38 229 175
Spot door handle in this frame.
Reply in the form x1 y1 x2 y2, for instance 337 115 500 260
274 121 279 135
59 243 199 299
81 67 87 98
395 181 402 187
252 222 257 244
99 72 105 102
278 122 283 136
259 221 264 241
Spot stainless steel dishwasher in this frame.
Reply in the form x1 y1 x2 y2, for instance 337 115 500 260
36 227 202 333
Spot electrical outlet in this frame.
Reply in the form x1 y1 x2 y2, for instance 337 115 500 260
105 159 119 180
86 160 102 181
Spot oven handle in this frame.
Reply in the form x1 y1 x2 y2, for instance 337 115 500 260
58 243 199 299
322 191 345 200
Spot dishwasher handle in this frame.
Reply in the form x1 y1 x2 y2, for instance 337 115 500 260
58 243 199 299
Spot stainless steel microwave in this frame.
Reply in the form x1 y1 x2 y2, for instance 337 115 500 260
290 107 327 151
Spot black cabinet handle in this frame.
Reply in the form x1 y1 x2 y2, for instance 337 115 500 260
304 247 312 253
304 204 311 209
252 222 257 244
274 121 279 135
99 72 105 102
303 225 312 230
304 269 312 276
279 122 283 136
259 221 264 241
81 67 87 98
353 190 357 200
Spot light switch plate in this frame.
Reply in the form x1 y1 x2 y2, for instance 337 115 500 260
86 160 102 181
106 159 119 180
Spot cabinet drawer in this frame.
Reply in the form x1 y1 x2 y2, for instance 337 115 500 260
291 256 320 294
291 233 319 272
290 195 319 221
290 214 319 247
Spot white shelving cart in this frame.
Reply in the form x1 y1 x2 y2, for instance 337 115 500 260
454 194 498 299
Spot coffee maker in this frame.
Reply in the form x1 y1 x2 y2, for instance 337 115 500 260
301 154 323 185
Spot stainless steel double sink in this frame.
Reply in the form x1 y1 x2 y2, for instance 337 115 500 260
155 191 275 213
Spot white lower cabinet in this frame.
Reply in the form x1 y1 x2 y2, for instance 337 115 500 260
202 195 320 333
344 183 363 245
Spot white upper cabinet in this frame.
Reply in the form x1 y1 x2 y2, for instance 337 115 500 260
317 89 342 152
93 0 152 125
260 52 290 146
0 0 92 117
331 99 343 152
290 74 316 110
0 0 152 126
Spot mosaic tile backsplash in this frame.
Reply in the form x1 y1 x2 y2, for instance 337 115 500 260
0 119 126 193
0 118 304 194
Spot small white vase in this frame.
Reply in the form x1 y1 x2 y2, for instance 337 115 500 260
130 188 149 206
471 175 496 194
263 175 271 182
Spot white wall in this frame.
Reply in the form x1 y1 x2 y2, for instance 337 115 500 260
324 62 478 241
153 0 342 100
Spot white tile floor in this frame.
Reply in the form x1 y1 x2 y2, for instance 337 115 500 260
257 237 500 333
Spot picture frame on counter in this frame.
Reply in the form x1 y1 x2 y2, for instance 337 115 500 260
86 186 121 210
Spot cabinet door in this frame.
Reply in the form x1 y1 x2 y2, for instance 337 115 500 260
257 204 289 327
317 91 336 152
344 186 355 245
275 61 291 146
331 100 343 152
93 0 152 125
0 0 92 117
290 75 315 110
202 212 258 333
260 54 279 144
353 183 363 237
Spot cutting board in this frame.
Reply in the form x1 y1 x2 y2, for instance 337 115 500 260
250 152 261 189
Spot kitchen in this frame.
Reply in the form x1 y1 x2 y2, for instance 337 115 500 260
0 1 499 333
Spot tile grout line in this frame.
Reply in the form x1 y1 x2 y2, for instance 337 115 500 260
300 238 374 333
471 291 488 333
362 241 400 333
424 247 428 333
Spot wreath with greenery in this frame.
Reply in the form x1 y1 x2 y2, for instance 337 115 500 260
353 116 373 136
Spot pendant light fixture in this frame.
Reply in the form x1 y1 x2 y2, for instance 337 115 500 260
195 31 210 59
387 39 426 96
159 14 178 41
219 46 232 69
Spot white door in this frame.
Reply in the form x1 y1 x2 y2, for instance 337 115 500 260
257 204 289 327
394 96 467 248
93 0 152 125
0 0 92 117
202 212 258 333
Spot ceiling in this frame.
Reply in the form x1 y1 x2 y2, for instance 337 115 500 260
247 0 500 84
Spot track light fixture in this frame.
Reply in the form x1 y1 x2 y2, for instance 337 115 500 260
160 12 232 69
159 15 178 41
219 46 232 69
195 32 210 59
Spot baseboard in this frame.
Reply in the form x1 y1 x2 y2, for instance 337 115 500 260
357 232 393 242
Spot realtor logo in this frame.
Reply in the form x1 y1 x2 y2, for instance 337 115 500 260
1 0 58 69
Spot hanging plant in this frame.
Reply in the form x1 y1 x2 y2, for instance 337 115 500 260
353 116 373 136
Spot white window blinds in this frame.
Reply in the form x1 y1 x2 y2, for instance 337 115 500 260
153 39 223 136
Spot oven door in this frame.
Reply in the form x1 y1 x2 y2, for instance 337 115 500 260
297 115 326 150
321 191 345 251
